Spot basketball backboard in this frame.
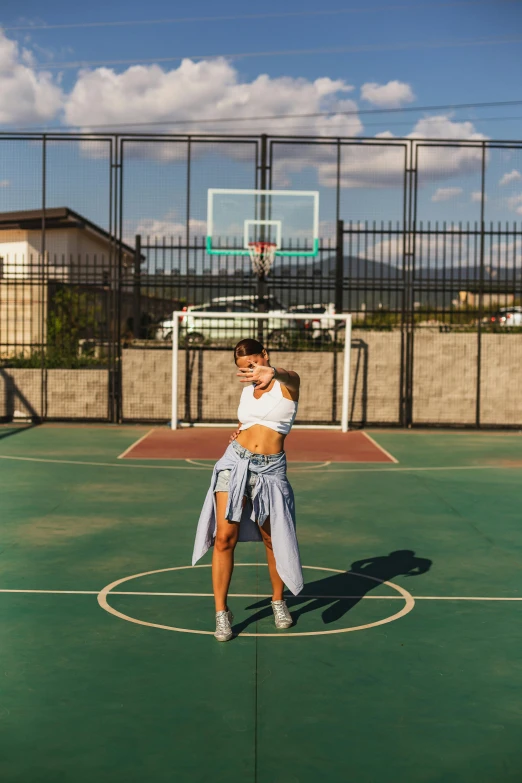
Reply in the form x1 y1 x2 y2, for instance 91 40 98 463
206 189 319 257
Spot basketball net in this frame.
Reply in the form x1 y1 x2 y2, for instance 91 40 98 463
248 241 277 278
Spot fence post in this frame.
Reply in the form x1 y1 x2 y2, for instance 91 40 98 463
476 142 486 428
335 219 344 313
257 134 269 341
40 134 47 422
133 234 142 338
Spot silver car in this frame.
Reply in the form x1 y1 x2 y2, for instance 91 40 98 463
156 295 288 345
287 302 338 342
490 307 522 327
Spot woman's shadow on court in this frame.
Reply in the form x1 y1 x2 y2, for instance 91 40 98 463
232 550 432 635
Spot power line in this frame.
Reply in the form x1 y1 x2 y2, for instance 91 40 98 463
199 114 522 132
7 100 522 133
36 35 522 70
122 114 522 130
2 0 517 31
51 114 519 135
42 100 522 131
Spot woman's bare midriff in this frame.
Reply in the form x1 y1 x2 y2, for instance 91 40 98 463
236 424 285 455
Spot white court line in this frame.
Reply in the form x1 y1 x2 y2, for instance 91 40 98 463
185 457 332 471
0 455 208 470
0 589 99 595
314 464 517 474
404 596 522 601
1 588 522 601
0 453 519 474
361 431 399 464
290 461 332 471
117 429 155 460
98 564 414 637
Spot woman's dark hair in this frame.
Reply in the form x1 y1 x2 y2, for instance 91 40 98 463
234 338 265 363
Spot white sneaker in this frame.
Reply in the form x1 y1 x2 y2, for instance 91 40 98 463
271 599 293 629
214 607 234 641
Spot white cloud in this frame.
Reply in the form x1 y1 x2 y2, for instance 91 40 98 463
0 29 63 123
361 80 415 108
306 116 488 190
499 170 522 187
371 231 522 270
408 114 486 142
0 28 491 199
64 59 361 144
407 115 487 185
507 194 522 215
131 213 207 240
471 191 486 202
432 187 463 202
0 179 9 187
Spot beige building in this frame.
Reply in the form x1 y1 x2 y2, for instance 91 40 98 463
0 208 136 355
0 207 135 280
458 290 515 308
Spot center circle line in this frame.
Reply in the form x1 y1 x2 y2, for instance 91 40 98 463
97 564 415 637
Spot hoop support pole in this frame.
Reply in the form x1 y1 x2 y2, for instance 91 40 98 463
341 315 352 433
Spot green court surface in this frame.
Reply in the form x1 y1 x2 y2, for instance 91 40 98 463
2 424 522 782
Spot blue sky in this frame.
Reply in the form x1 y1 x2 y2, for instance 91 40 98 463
1 0 522 137
0 0 521 242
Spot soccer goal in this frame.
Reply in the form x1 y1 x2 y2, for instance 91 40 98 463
171 311 353 432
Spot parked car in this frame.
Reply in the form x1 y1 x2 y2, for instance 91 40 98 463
287 302 338 343
490 307 522 327
155 295 287 345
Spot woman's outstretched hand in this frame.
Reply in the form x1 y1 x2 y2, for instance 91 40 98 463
229 427 241 443
236 363 275 390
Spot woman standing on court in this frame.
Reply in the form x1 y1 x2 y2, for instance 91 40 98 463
192 338 304 642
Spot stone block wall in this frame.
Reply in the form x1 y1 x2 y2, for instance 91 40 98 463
45 370 108 419
480 334 522 426
0 369 108 420
122 332 522 427
1 332 521 426
0 368 43 419
122 335 403 425
413 332 478 425
122 348 173 421
345 331 402 424
412 331 522 426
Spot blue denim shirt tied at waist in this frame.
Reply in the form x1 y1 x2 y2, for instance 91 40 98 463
191 441 304 596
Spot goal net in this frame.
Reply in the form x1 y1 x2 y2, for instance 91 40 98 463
171 311 352 431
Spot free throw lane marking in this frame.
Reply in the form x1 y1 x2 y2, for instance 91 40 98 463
97 564 415 637
361 431 399 463
185 458 332 470
117 430 155 459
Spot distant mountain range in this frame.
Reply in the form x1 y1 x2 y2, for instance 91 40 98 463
278 255 522 284
140 254 521 284
137 254 520 311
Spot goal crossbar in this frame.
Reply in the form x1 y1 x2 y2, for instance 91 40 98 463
171 312 352 432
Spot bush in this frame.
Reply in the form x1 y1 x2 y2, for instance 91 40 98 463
1 287 108 369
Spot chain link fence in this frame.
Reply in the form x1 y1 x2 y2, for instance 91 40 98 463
1 132 521 426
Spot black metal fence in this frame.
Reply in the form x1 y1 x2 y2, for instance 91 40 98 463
0 132 521 426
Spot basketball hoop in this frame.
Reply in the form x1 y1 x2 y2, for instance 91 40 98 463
248 241 277 278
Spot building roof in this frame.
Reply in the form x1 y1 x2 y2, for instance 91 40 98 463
0 207 137 257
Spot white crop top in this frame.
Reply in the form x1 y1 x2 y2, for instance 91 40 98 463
237 380 298 435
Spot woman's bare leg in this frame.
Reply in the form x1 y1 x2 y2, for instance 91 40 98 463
259 517 285 601
212 491 240 612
